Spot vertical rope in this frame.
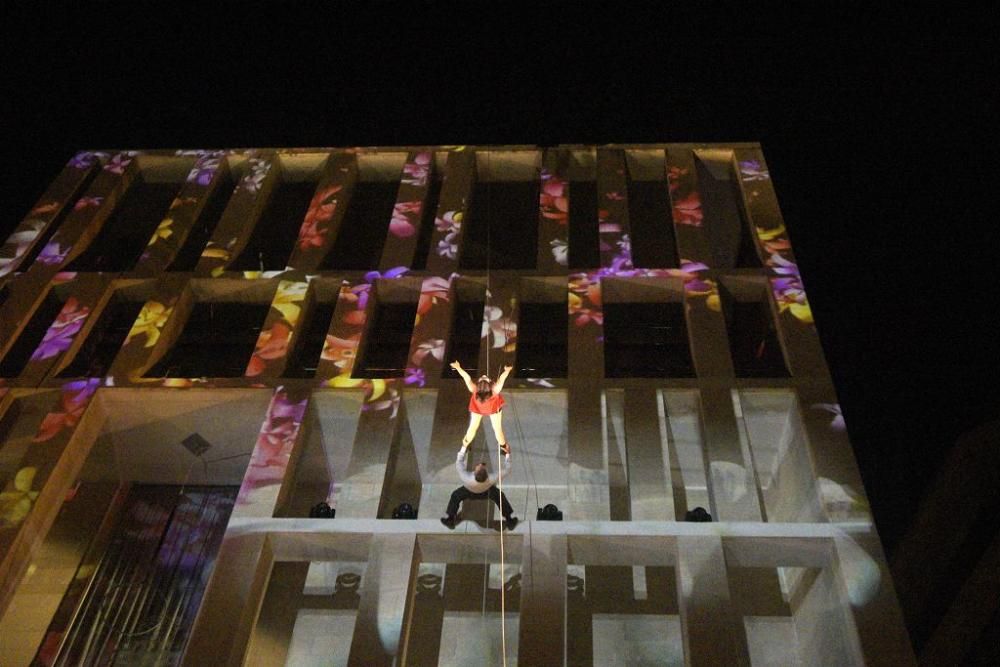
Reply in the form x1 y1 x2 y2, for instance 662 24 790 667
498 441 507 667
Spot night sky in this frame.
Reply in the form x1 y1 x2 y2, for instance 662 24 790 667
2 4 997 562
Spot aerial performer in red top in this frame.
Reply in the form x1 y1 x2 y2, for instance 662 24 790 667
449 360 513 450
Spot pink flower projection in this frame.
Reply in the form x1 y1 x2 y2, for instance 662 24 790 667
73 196 103 211
539 170 568 224
672 192 703 226
33 379 100 443
322 334 360 371
245 322 291 377
297 184 343 250
390 201 423 238
103 152 139 175
739 160 770 181
401 152 431 187
30 297 91 361
569 273 603 327
237 388 308 506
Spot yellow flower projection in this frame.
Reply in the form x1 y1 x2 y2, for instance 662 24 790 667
0 467 40 526
146 218 174 246
126 301 173 348
271 281 308 325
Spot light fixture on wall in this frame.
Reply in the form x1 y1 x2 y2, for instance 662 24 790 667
536 503 563 521
392 502 417 519
309 501 336 518
181 433 212 456
684 507 712 522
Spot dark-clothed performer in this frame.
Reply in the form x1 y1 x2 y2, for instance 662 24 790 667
440 442 518 530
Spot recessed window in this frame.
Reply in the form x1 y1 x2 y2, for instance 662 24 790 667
460 154 540 270
719 282 789 378
695 156 761 269
66 161 190 272
410 172 445 270
230 160 323 271
445 290 485 375
604 301 693 378
0 291 65 377
320 180 400 270
18 168 100 270
145 302 269 378
516 301 568 377
283 302 336 378
568 179 600 269
167 168 237 271
58 295 144 377
354 288 418 378
626 151 678 269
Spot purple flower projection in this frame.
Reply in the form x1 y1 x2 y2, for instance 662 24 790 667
435 210 462 259
237 388 308 506
36 242 69 265
30 298 91 361
240 158 271 194
103 152 140 175
186 152 225 186
66 151 108 169
738 160 770 181
73 196 103 211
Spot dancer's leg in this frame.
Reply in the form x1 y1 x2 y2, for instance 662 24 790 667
488 411 507 446
446 486 473 518
488 485 514 519
462 412 483 446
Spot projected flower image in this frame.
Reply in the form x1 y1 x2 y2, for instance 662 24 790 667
30 297 91 361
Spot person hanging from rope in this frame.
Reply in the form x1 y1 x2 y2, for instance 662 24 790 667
449 360 513 450
441 441 518 530
441 360 517 529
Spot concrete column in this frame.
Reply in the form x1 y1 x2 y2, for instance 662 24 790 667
700 388 762 521
348 533 418 666
518 533 567 667
675 535 749 666
624 387 674 520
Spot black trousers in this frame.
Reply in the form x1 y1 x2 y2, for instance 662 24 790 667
446 485 513 519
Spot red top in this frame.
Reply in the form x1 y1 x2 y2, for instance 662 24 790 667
469 392 505 415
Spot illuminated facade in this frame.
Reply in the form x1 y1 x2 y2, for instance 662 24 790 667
0 145 913 665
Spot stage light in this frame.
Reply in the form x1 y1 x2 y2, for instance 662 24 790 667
392 502 417 519
536 503 563 521
684 507 712 522
309 502 335 518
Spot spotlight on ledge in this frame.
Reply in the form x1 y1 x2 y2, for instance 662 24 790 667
684 507 712 522
536 503 563 521
392 502 417 519
309 502 335 518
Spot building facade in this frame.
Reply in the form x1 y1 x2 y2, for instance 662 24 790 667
0 145 913 665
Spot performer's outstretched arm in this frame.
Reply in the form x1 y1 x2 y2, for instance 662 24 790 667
493 364 514 393
450 360 476 392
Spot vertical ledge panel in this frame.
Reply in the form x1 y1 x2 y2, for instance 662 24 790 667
568 272 609 519
478 276 519 377
624 387 674 520
405 274 457 389
676 535 750 666
0 379 102 617
134 151 231 276
182 532 274 667
245 280 311 379
233 387 311 519
536 149 570 274
684 274 734 379
700 388 762 521
732 148 794 271
21 274 110 384
316 278 376 385
286 152 359 271
0 152 101 278
666 146 713 266
195 151 279 277
379 151 435 271
769 276 829 380
518 533 566 666
425 149 475 275
597 148 632 270
339 392 402 518
348 533 419 666
106 274 191 384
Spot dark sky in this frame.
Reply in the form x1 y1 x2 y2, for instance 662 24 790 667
2 5 998 553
